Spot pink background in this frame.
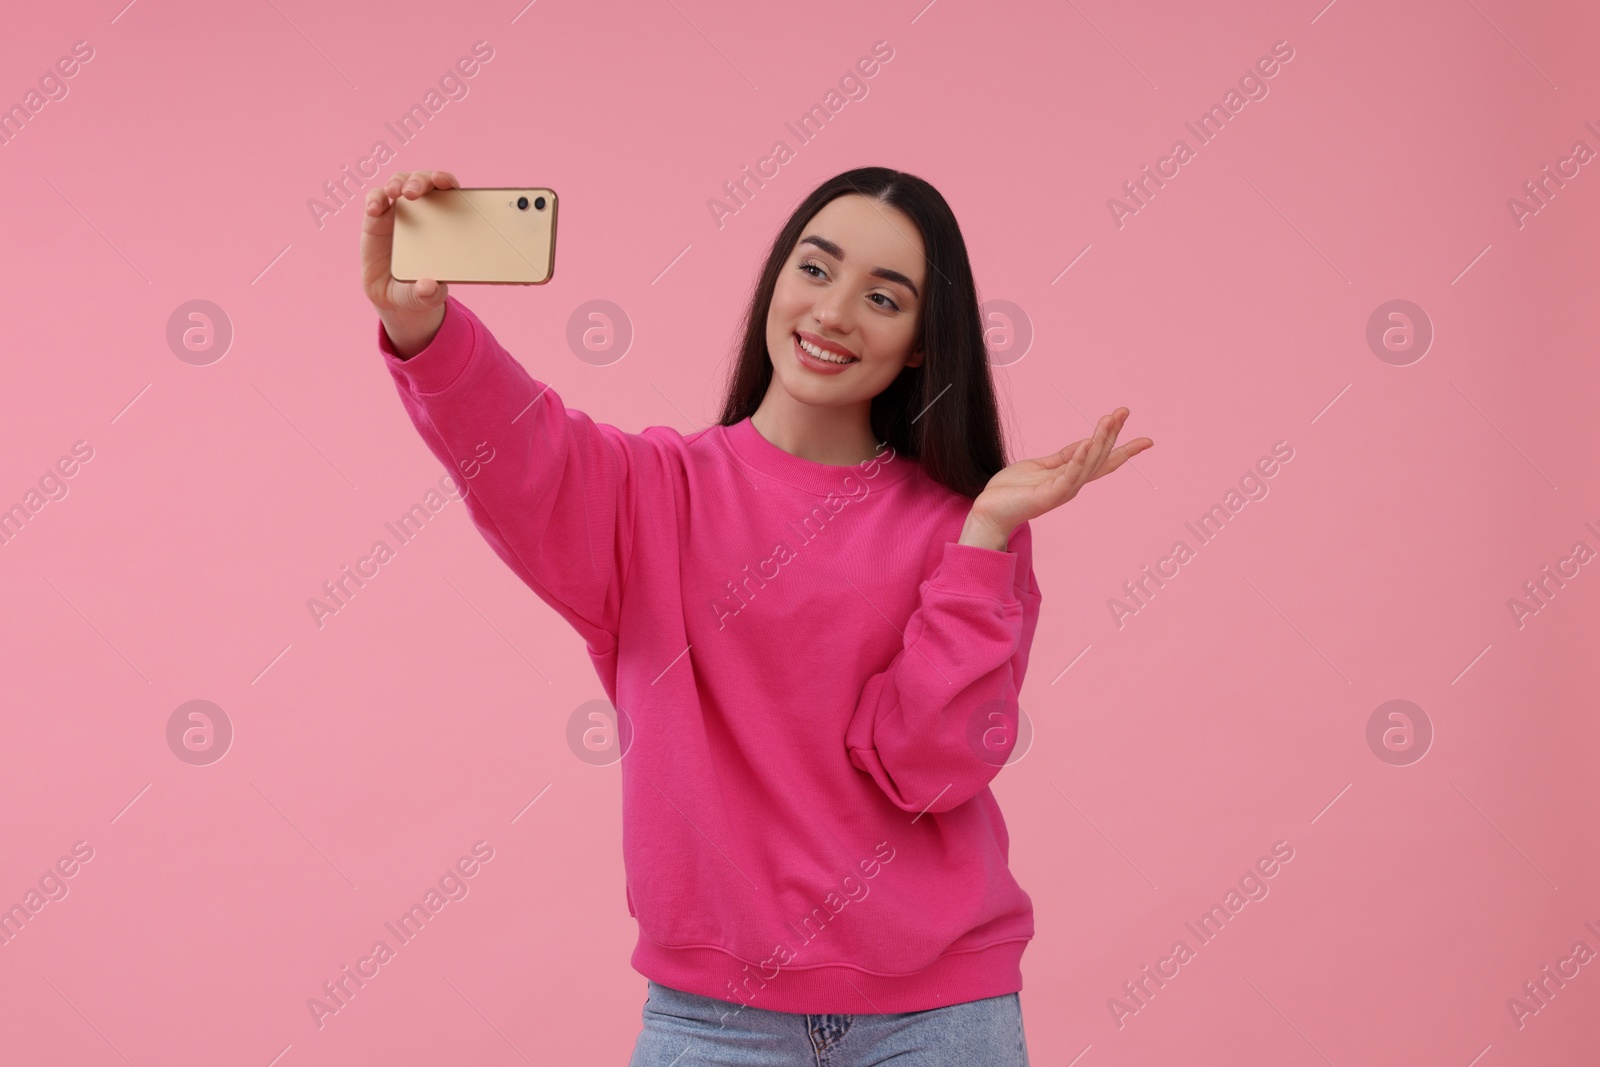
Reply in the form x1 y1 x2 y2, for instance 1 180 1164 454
3 0 1597 1063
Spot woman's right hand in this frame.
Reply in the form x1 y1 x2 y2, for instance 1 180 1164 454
361 169 459 359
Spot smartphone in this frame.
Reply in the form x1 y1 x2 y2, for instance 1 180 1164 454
392 187 558 285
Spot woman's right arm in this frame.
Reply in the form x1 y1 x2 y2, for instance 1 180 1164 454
361 170 657 655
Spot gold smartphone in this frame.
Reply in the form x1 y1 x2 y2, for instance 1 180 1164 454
392 187 558 285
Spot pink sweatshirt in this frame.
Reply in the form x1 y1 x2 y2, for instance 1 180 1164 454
378 296 1043 1014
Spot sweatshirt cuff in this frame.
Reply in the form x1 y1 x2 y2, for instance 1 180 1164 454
377 295 478 394
927 539 1019 600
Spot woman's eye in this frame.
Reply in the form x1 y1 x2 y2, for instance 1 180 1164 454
798 260 900 311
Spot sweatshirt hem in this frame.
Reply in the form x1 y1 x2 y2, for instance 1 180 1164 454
630 935 1028 1014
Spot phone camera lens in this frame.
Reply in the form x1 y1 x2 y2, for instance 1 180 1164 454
533 196 547 210
516 196 530 210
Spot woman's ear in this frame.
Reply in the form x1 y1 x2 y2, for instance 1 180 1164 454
906 345 924 369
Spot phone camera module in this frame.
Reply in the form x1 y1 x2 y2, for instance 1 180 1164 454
516 196 530 210
533 196 547 210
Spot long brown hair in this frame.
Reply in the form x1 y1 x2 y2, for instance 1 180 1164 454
716 167 1009 500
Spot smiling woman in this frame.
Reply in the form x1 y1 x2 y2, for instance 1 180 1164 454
721 167 1010 495
362 164 1150 1067
745 193 933 467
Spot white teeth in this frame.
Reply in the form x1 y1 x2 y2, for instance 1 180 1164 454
798 336 856 364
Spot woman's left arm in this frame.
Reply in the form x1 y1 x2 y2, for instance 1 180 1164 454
843 525 1042 814
843 407 1152 814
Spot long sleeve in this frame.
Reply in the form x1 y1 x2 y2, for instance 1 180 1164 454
843 520 1043 814
377 295 659 657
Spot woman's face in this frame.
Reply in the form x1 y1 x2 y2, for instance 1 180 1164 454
764 194 927 410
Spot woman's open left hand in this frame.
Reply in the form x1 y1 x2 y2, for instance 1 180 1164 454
972 408 1153 535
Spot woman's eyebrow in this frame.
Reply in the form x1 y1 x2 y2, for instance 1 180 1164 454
799 235 920 300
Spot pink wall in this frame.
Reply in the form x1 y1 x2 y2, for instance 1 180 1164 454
1 0 1596 1063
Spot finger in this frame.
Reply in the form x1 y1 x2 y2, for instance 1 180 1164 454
1088 437 1154 481
1101 408 1129 447
360 187 397 284
1080 411 1117 476
1089 408 1131 472
1051 441 1094 500
401 170 432 198
433 170 459 189
364 184 392 218
414 275 449 307
1066 436 1094 473
1030 408 1130 473
1031 435 1089 470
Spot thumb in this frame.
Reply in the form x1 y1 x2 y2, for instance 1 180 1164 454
398 276 449 313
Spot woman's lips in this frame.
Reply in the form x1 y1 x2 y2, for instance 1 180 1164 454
793 333 857 374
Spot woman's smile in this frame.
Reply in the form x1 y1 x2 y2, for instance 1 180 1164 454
793 331 860 373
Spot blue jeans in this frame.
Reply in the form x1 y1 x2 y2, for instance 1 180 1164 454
627 980 1030 1066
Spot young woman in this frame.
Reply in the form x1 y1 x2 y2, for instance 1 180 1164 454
362 166 1151 1066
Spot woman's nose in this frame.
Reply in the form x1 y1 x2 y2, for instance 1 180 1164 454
814 293 849 330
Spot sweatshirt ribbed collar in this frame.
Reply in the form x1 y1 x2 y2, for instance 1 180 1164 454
722 416 916 497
